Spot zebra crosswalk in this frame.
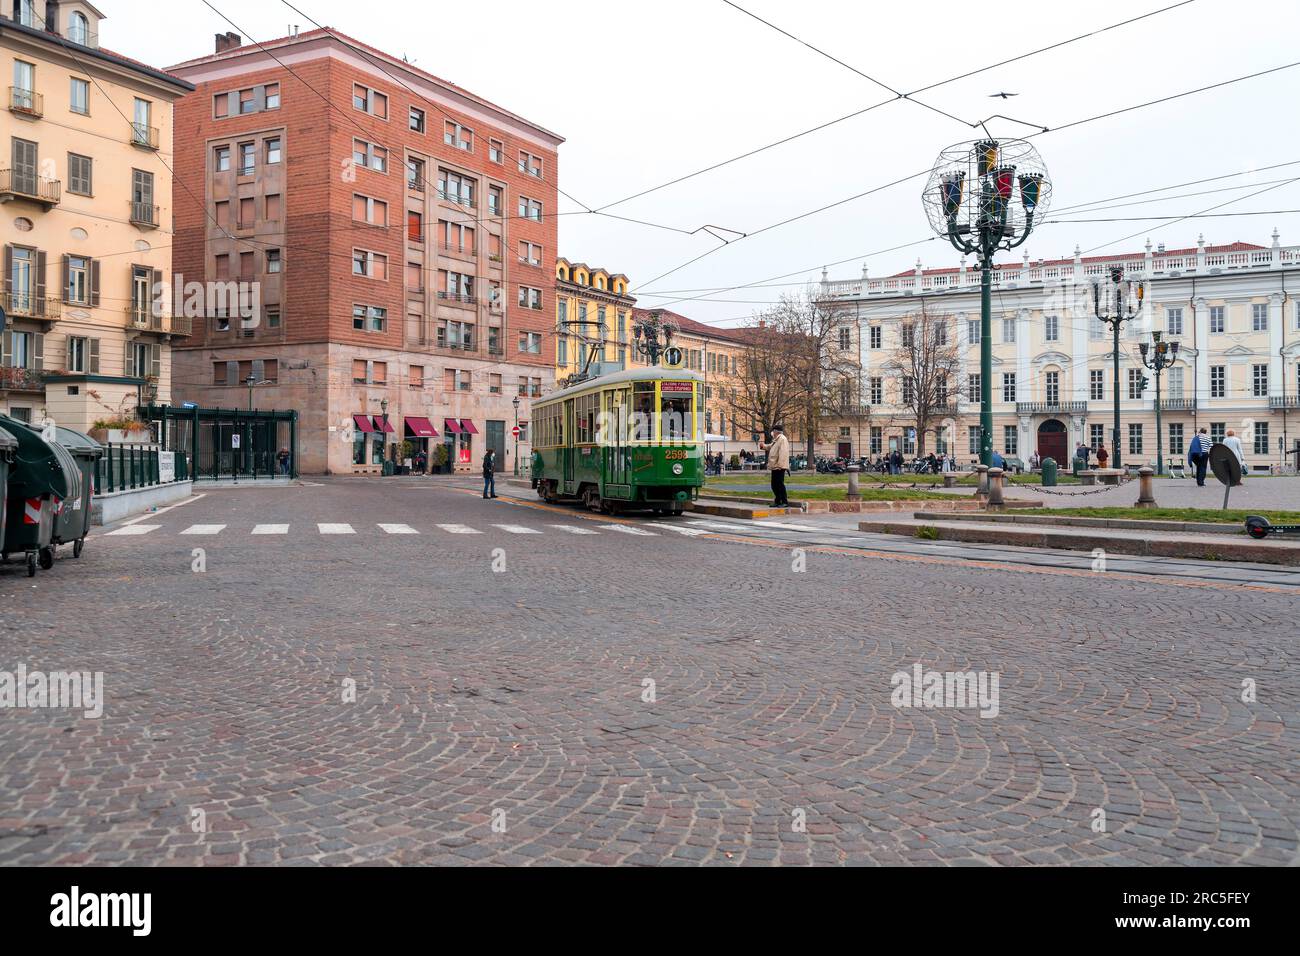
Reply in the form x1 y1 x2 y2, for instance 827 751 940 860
102 520 700 539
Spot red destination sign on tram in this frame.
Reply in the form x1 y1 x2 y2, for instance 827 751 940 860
660 381 693 394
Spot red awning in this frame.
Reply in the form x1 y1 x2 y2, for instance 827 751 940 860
405 416 438 438
459 419 479 435
352 414 374 433
443 418 463 434
374 416 395 434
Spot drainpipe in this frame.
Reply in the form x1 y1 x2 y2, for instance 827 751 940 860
1189 278 1198 434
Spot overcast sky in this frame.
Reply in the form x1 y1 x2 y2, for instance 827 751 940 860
112 0 1300 328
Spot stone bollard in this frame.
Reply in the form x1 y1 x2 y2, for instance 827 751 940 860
986 467 1006 510
974 464 989 499
1135 466 1157 508
943 474 958 488
846 464 861 501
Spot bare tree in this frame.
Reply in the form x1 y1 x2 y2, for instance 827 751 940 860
730 322 801 443
880 306 962 457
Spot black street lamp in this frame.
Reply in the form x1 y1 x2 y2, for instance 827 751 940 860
1139 329 1179 475
1091 266 1145 470
512 394 521 477
632 310 678 367
925 139 1051 466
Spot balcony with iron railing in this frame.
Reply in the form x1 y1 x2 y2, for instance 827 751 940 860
130 123 160 150
0 167 61 206
8 87 42 118
1016 400 1088 415
0 365 45 392
126 304 166 332
129 201 160 228
2 292 61 322
436 292 477 305
1161 397 1198 410
1270 395 1300 409
436 190 475 209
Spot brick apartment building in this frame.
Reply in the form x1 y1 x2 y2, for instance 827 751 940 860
166 28 561 473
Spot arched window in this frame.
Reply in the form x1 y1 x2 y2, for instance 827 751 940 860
69 11 90 45
558 267 568 281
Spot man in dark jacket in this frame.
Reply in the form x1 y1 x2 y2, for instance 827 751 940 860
482 449 498 499
1188 428 1211 486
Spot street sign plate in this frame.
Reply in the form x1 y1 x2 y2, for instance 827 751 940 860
231 434 241 449
511 426 521 437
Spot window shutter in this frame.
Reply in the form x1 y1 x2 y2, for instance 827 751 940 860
124 341 135 378
88 337 100 374
32 332 44 371
2 246 11 295
228 92 239 117
152 268 163 318
61 254 71 304
1 331 10 366
90 258 101 306
35 251 46 300
226 360 238 385
149 344 161 380
252 358 264 382
253 86 266 112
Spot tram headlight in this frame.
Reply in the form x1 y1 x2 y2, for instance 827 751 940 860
672 463 684 475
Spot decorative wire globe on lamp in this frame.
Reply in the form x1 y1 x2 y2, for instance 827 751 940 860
921 138 1051 465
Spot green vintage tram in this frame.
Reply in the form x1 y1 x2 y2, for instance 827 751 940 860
530 367 705 514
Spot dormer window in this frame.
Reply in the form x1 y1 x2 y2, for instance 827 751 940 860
17 0 37 29
68 12 90 45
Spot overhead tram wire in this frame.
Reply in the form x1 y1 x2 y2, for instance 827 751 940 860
594 1 1198 213
630 55 1300 298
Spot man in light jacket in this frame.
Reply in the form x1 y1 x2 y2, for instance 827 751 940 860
760 425 791 507
1223 429 1247 479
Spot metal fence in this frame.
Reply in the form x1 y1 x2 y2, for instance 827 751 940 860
96 444 163 494
139 404 299 480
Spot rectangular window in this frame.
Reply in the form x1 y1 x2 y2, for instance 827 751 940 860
900 324 914 349
1044 314 1059 342
869 326 882 349
409 107 425 133
1045 370 1059 405
68 153 92 195
518 196 542 221
353 84 387 118
1167 365 1184 400
265 193 281 220
70 76 89 114
967 319 980 345
352 139 386 172
238 142 255 176
518 151 543 178
265 307 280 329
215 145 230 172
1090 424 1105 450
967 373 980 404
214 92 228 119
265 137 281 164
444 121 473 151
1090 315 1104 340
901 377 914 406
266 248 281 274
264 83 280 110
66 255 90 304
1252 364 1268 397
489 138 503 163
488 185 502 217
407 157 424 191
519 241 542 266
1002 315 1017 343
1166 307 1183 335
1210 422 1226 444
1003 425 1018 456
407 210 423 243
352 194 388 226
1210 306 1225 334
1129 423 1143 456
1002 373 1016 403
239 88 255 114
1254 422 1269 456
1252 303 1269 332
968 426 980 456
238 196 254 228
519 332 542 354
1090 369 1104 401
1169 422 1184 456
352 249 388 280
518 286 543 310
1128 368 1146 400
1210 365 1225 399
437 169 475 207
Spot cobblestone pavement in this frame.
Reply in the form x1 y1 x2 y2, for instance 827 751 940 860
1 478 1296 866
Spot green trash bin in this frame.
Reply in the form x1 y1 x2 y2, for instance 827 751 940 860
1041 456 1058 487
0 426 16 551
0 414 73 577
1072 456 1085 476
52 426 102 558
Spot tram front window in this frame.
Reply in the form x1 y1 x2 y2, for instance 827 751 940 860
660 393 693 442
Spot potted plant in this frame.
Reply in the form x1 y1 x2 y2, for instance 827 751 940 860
88 391 152 443
431 443 449 474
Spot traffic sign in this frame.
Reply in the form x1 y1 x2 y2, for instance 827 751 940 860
511 425 521 437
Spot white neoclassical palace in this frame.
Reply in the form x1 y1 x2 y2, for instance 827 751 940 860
821 234 1300 473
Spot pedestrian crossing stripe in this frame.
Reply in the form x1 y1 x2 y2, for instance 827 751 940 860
492 524 541 534
597 524 657 536
547 525 600 534
181 524 226 535
105 524 160 536
378 523 419 535
437 524 482 534
317 523 355 535
98 520 723 538
251 524 289 535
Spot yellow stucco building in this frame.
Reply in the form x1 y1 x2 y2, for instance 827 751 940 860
1 0 191 431
554 257 634 383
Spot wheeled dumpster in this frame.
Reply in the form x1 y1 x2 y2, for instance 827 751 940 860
0 414 73 577
51 426 102 558
0 426 16 549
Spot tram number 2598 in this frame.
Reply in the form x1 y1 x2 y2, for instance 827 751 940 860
664 449 688 461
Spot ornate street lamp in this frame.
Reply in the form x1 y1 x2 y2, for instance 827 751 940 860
1139 329 1179 475
633 310 679 366
1092 266 1145 469
924 139 1051 465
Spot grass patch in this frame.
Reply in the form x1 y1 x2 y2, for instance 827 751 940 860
914 525 940 540
704 486 954 502
1044 507 1300 525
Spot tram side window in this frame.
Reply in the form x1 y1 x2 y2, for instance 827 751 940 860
633 382 655 441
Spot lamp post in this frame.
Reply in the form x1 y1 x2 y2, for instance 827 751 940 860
379 398 389 467
512 394 521 477
1140 329 1179 475
924 139 1051 466
632 310 678 366
1091 266 1145 470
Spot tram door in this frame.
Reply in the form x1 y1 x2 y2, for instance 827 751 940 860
563 399 575 489
610 389 629 487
